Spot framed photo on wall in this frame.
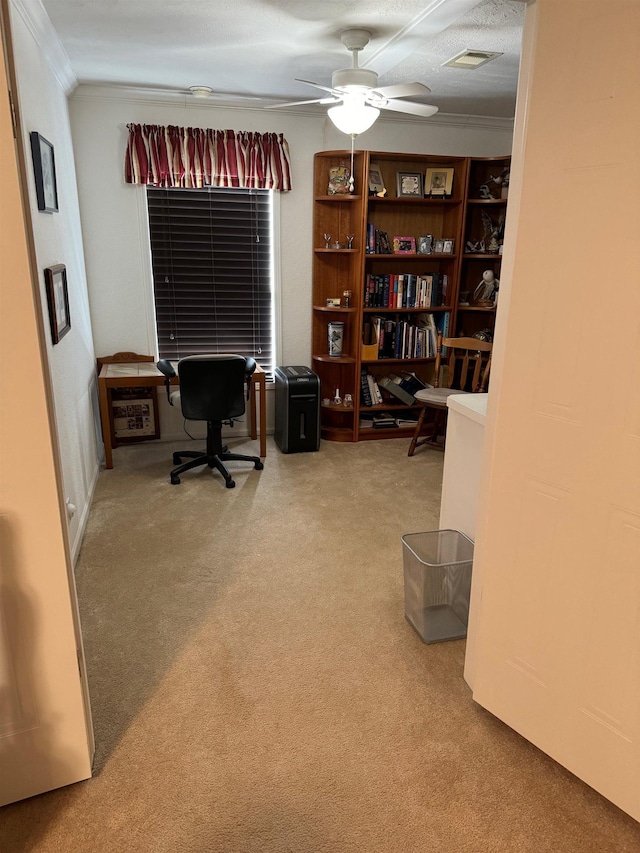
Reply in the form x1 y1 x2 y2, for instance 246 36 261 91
30 132 59 213
44 264 71 344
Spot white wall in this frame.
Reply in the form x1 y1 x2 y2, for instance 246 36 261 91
69 87 513 376
10 0 99 560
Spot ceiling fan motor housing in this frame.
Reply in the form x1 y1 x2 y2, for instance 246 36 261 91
332 67 378 91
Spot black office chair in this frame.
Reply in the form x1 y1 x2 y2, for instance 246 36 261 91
157 354 263 488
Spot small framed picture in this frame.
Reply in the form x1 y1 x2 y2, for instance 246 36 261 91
425 167 454 197
326 297 342 307
434 239 445 254
393 236 416 254
368 163 386 195
417 235 433 254
396 172 424 198
442 238 455 254
30 132 59 213
44 264 71 344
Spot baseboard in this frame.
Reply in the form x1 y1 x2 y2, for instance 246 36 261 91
70 460 100 567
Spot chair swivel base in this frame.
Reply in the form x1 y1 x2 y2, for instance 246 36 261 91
170 448 263 488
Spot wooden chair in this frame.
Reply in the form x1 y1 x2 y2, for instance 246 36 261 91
407 334 492 457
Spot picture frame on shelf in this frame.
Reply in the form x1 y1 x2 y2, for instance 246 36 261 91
29 132 59 213
393 236 416 254
368 163 386 195
396 172 424 198
425 167 454 197
434 239 445 254
417 235 433 254
442 238 455 254
44 264 71 344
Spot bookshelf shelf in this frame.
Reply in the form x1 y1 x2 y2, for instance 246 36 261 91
314 248 359 254
314 195 363 202
312 354 357 364
363 306 450 314
313 305 357 313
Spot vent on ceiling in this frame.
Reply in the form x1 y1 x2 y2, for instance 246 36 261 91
443 50 503 70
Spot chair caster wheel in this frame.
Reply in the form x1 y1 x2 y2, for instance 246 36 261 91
171 475 180 485
173 454 182 465
226 479 236 489
255 461 264 470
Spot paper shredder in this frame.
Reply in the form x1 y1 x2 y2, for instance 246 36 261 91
274 366 320 453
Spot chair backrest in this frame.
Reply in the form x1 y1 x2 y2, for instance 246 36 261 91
177 354 249 422
433 334 492 393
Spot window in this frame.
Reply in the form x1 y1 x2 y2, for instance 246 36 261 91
147 187 274 376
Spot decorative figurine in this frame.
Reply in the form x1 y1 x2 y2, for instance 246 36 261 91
478 168 510 200
343 393 353 408
473 270 499 306
332 388 342 405
346 234 355 249
481 209 505 254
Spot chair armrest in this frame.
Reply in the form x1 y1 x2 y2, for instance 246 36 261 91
156 359 176 404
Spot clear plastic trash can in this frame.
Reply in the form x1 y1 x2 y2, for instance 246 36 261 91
401 529 474 643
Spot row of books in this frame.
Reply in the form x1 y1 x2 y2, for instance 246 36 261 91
363 312 450 360
360 367 430 409
366 224 393 254
364 273 448 309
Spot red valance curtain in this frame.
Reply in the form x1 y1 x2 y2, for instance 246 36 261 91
124 124 292 190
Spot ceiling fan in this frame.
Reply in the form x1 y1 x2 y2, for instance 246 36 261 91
266 29 439 134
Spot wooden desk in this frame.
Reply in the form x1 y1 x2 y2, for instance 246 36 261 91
98 361 266 469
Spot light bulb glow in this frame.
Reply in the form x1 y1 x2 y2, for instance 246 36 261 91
328 96 380 135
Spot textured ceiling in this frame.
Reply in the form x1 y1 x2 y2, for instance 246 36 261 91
39 0 525 118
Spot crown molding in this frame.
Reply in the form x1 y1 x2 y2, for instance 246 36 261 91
11 0 77 94
70 83 514 132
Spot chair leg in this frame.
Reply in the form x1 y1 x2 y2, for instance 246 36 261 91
408 406 429 457
408 407 447 456
170 454 209 485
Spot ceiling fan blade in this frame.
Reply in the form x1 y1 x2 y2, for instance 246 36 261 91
295 78 338 96
265 96 340 110
378 99 439 118
372 82 431 100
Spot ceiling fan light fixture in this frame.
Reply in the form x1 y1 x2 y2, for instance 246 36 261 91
328 97 380 135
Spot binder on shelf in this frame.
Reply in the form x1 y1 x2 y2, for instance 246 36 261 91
378 375 416 405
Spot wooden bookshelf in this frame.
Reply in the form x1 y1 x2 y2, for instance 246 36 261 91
456 156 511 341
311 150 508 442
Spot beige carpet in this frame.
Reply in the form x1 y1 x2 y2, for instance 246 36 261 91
1 436 639 852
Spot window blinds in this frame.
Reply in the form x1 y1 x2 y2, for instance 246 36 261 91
147 187 273 375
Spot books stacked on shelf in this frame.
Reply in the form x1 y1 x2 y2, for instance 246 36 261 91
366 223 393 254
363 273 448 308
372 413 399 429
360 367 383 407
363 313 439 359
359 413 399 429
